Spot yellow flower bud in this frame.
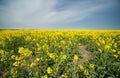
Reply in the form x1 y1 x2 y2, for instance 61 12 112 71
79 65 84 71
89 64 94 69
114 54 118 59
83 69 89 76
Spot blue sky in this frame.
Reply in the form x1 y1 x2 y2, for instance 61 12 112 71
0 0 120 29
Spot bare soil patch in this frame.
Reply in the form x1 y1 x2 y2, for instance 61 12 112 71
78 46 91 65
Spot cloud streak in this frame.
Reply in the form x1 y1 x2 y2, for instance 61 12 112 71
0 0 118 29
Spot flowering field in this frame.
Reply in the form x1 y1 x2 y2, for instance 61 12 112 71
0 30 120 78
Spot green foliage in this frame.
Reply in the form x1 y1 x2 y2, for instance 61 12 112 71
0 30 120 78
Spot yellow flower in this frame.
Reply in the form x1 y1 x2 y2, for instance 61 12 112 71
114 54 118 59
35 72 38 75
83 69 89 76
18 47 24 53
13 61 20 67
0 50 4 55
114 43 117 48
21 63 26 66
112 49 116 52
47 67 52 74
61 40 65 44
30 62 36 68
25 36 31 41
60 52 64 55
37 47 41 51
48 53 57 60
104 45 110 50
18 47 32 57
11 55 16 59
89 64 94 69
11 68 17 74
101 40 105 44
98 48 102 53
15 56 22 61
62 74 67 78
43 75 48 78
118 51 120 55
96 42 100 46
79 65 84 71
62 54 67 60
10 68 14 74
36 58 40 61
73 55 79 61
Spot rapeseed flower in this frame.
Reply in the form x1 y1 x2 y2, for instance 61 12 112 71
43 75 48 78
79 65 84 71
114 54 118 59
83 69 89 76
62 74 67 78
104 45 110 50
13 61 20 67
112 49 116 52
30 62 36 68
62 54 67 60
89 64 95 69
36 57 40 61
47 67 52 74
98 48 102 53
118 51 120 55
73 55 79 61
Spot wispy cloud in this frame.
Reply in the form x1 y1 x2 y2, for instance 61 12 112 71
0 0 118 29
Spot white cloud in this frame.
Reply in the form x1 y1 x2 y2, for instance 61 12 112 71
0 0 118 29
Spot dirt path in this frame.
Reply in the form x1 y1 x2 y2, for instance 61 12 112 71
78 46 91 65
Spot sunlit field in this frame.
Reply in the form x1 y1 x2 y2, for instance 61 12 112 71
0 30 120 78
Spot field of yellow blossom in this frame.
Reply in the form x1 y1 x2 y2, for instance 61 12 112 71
0 30 120 78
